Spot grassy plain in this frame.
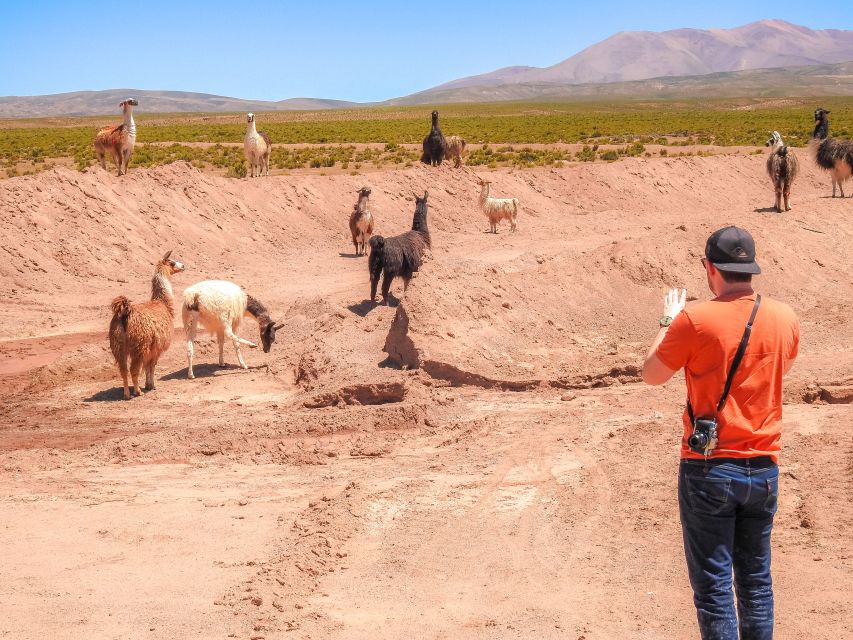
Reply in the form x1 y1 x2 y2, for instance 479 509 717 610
1 97 851 177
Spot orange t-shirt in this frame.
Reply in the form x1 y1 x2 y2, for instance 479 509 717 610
656 293 799 462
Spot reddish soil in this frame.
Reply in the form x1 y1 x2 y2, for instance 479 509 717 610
0 156 851 639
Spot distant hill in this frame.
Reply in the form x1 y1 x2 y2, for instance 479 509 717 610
0 89 358 118
3 20 853 117
387 61 853 105
430 20 853 92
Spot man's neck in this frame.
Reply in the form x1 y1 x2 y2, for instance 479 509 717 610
714 284 754 299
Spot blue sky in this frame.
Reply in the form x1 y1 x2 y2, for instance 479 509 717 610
0 1 851 102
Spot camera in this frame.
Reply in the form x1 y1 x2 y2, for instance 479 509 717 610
688 417 718 456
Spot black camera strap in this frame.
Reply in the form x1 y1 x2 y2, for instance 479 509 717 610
687 294 762 422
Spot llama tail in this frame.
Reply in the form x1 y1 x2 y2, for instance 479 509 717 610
111 295 132 329
779 154 789 181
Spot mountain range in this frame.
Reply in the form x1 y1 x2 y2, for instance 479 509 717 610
1 20 852 117
0 90 356 119
433 20 853 90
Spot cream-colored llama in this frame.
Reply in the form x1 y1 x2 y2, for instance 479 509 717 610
478 179 519 233
244 113 271 177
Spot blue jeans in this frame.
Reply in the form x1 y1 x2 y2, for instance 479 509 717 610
678 457 779 640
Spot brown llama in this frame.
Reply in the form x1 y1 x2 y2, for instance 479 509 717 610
444 135 467 168
349 186 374 256
109 250 185 399
94 98 138 176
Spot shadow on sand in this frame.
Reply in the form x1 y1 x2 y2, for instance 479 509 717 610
84 387 130 402
161 363 263 380
347 296 399 317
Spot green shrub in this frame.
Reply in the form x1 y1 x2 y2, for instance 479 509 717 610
227 161 247 178
575 146 596 162
626 141 646 157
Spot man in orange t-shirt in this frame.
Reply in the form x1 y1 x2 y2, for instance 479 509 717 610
642 226 799 640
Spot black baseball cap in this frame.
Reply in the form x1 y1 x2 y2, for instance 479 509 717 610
705 226 761 274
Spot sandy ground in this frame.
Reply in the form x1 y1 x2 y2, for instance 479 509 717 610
0 155 851 639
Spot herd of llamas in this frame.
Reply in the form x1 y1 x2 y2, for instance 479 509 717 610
95 100 852 397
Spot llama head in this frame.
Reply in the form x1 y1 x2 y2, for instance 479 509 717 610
357 186 371 198
159 249 185 274
415 190 428 204
260 320 285 353
247 113 255 123
431 110 439 124
119 98 138 111
813 108 830 139
765 131 783 148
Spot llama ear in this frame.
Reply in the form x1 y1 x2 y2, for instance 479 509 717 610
163 249 172 260
423 190 428 199
272 322 285 331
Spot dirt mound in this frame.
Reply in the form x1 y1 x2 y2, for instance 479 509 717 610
218 481 367 635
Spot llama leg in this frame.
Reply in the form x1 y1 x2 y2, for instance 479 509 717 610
130 355 143 396
229 335 247 369
224 326 251 368
370 272 380 302
118 355 130 400
381 273 392 305
784 184 792 211
114 149 123 176
185 312 198 379
97 151 106 170
145 361 156 391
217 329 226 366
775 187 782 213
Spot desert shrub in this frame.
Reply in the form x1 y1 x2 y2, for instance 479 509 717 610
575 146 596 162
227 160 247 178
3 97 853 178
599 150 619 162
74 147 94 171
626 141 646 157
